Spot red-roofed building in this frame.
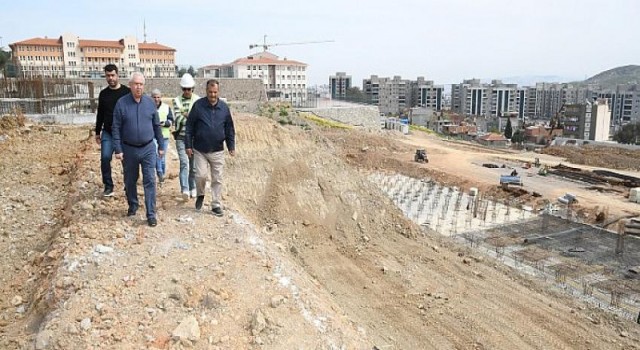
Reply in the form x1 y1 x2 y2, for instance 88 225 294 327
477 133 509 147
10 33 176 78
201 51 307 103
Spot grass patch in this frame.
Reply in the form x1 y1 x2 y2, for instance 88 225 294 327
300 113 352 129
409 124 435 134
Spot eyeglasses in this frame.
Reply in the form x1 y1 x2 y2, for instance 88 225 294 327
182 88 192 91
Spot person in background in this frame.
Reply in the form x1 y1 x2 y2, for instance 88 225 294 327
172 73 199 199
112 72 164 227
94 64 130 197
151 88 173 183
185 79 235 217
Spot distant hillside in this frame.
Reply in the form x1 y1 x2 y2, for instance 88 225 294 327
579 65 640 89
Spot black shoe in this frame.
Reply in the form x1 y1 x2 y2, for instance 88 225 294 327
158 173 165 183
195 195 204 210
127 207 137 216
103 188 114 197
147 218 157 227
212 207 223 217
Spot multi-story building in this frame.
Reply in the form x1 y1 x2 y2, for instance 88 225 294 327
9 33 176 78
329 72 351 99
533 83 597 120
208 51 307 103
452 79 486 116
415 77 443 111
379 76 411 115
486 80 518 117
560 99 611 141
452 79 520 117
517 86 537 121
364 75 440 115
363 75 385 105
606 84 640 125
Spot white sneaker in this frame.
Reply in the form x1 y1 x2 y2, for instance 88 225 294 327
181 191 190 200
190 189 197 198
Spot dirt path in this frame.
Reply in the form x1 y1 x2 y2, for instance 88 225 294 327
401 132 640 219
0 116 639 349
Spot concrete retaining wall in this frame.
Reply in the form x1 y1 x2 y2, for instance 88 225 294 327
71 78 267 114
301 106 381 131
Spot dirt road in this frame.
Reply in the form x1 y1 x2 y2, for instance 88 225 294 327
0 115 638 349
402 132 640 220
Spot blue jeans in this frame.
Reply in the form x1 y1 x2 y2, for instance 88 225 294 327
155 138 169 176
175 139 195 192
100 131 115 190
123 142 157 220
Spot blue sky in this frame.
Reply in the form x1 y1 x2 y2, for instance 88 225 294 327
2 0 638 86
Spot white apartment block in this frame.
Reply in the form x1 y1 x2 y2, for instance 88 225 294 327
207 52 307 103
10 33 176 79
452 79 519 117
415 77 443 111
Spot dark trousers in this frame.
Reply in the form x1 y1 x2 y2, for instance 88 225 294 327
100 131 115 190
123 143 157 219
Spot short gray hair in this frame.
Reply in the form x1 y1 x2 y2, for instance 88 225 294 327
151 88 162 96
129 72 145 85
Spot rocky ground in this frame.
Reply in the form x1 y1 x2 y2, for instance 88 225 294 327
0 113 639 349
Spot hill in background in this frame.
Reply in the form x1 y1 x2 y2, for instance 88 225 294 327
577 64 640 90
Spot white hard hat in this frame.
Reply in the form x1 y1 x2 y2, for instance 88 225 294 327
179 73 195 88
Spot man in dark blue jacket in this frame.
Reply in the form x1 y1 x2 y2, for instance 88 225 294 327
112 72 165 227
185 79 235 216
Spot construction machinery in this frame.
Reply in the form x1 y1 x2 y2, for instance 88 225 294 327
414 149 428 163
249 35 334 52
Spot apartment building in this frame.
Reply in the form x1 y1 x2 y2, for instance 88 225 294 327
208 51 307 103
486 80 518 117
363 75 385 105
9 33 176 78
363 75 440 115
329 72 351 99
452 79 486 116
517 86 537 121
559 99 610 141
451 79 519 117
415 77 443 111
378 76 411 115
606 85 640 125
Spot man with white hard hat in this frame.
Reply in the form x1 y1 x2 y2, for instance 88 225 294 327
172 73 200 199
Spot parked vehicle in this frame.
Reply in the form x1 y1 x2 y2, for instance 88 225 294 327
414 149 428 163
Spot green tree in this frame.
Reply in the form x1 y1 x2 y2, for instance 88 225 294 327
504 118 513 139
0 49 10 73
511 129 525 144
187 66 196 77
177 68 187 77
613 122 640 144
345 87 367 103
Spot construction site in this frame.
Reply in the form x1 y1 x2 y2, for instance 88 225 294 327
1 79 640 349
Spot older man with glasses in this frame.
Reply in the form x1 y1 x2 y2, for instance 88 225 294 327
112 72 164 227
172 73 200 199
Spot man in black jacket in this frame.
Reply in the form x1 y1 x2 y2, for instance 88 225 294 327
185 79 235 216
95 64 130 197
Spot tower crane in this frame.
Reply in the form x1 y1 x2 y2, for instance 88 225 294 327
249 35 334 52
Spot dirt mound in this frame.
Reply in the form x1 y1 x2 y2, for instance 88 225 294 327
0 110 27 131
542 144 640 171
1 115 639 349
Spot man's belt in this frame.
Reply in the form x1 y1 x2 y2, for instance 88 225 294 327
123 139 153 148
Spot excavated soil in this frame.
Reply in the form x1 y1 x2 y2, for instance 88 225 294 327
0 114 639 349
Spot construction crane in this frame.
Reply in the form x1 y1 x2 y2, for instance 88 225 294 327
249 35 334 52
